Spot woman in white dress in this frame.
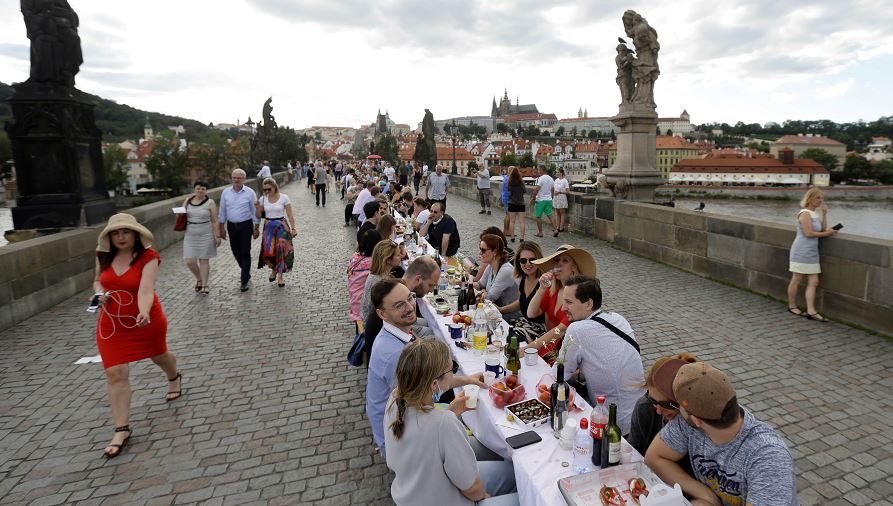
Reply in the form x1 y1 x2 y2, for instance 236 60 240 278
182 181 221 294
255 178 297 287
786 188 837 321
552 169 570 233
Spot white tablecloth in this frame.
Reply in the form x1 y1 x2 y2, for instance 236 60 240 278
429 303 603 506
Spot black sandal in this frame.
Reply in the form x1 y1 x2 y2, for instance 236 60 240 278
805 313 830 323
104 425 132 459
787 307 804 316
194 281 202 292
166 373 183 402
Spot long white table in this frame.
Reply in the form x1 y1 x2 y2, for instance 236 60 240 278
425 302 622 506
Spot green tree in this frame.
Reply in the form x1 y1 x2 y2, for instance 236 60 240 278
191 130 230 185
876 159 893 185
496 123 510 134
843 154 872 181
102 145 130 192
275 127 306 166
555 126 565 137
499 152 517 167
468 160 479 172
145 139 187 193
518 152 535 168
587 130 599 140
373 133 399 163
413 135 428 165
799 148 839 172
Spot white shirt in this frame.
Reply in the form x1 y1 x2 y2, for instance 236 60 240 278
382 322 414 343
535 174 554 201
384 166 396 182
557 310 644 434
260 193 290 219
554 177 569 194
258 165 271 178
415 209 430 226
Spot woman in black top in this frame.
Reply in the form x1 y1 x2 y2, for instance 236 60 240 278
505 167 526 243
498 241 546 342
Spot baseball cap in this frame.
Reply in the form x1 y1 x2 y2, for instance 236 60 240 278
672 362 736 420
650 358 689 403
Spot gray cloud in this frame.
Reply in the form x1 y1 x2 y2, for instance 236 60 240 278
247 0 587 59
0 42 27 61
80 70 244 94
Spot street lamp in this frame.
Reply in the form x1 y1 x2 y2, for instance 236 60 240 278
449 120 458 175
245 116 255 170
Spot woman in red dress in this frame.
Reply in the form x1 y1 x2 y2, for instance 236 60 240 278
93 213 182 458
526 245 597 365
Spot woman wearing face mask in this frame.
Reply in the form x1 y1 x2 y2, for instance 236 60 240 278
181 181 221 294
526 244 596 365
384 339 519 506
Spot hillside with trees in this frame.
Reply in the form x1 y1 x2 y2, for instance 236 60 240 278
0 81 210 142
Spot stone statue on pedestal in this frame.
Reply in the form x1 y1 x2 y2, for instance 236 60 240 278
619 10 660 111
5 0 115 234
604 10 664 202
22 0 83 88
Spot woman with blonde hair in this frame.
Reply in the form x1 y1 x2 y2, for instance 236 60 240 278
360 240 405 322
384 339 519 505
628 352 698 459
787 188 837 321
255 177 296 287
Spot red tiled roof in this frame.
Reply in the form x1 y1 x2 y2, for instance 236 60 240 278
656 136 697 150
503 113 558 122
558 117 612 122
435 146 475 161
774 135 844 146
671 157 827 174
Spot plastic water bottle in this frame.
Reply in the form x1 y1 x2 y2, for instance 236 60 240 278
471 303 488 355
438 262 448 293
573 417 592 474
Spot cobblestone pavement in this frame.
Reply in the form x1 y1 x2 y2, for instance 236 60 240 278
1 181 891 506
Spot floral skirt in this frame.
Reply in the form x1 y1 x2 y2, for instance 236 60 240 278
258 219 294 273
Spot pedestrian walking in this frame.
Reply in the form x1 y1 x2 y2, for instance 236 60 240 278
426 164 450 211
475 165 491 215
217 169 260 292
506 166 526 242
256 178 296 287
93 214 182 458
315 161 328 206
181 181 221 294
530 165 557 238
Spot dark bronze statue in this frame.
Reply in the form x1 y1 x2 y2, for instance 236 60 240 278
21 0 83 87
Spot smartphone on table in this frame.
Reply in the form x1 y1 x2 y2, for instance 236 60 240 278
506 431 542 450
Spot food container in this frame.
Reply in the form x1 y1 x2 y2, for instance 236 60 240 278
488 375 526 409
504 398 550 428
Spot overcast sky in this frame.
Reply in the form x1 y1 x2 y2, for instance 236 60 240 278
1 0 891 131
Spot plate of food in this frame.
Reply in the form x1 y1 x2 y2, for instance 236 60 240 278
504 397 549 427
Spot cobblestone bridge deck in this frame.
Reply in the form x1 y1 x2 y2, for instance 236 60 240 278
1 180 891 505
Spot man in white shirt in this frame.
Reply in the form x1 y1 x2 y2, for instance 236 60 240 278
425 164 450 211
557 275 644 434
383 164 396 183
530 165 557 237
352 182 379 224
256 161 272 193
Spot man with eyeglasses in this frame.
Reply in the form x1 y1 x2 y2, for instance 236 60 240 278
366 279 484 457
363 257 441 359
555 275 644 434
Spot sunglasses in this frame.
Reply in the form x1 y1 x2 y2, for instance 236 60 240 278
480 248 490 253
263 188 273 193
439 360 460 377
645 390 679 410
518 257 537 265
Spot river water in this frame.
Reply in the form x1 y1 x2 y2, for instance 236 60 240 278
673 198 893 241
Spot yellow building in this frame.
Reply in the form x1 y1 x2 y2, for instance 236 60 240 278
607 135 700 179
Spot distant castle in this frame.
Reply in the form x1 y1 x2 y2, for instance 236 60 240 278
490 88 538 118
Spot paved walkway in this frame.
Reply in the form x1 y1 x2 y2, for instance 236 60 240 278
1 180 891 506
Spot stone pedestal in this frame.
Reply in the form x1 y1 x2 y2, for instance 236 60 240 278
6 83 115 229
604 106 664 201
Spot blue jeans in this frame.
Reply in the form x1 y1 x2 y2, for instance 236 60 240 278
477 460 519 506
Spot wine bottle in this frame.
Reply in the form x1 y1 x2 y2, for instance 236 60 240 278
550 363 570 437
604 402 621 467
457 278 467 312
505 334 521 376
